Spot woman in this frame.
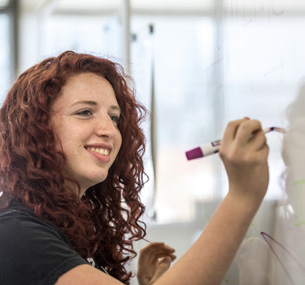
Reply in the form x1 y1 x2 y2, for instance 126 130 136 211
0 51 269 285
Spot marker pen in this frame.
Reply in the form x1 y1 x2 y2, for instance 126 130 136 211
186 127 286 161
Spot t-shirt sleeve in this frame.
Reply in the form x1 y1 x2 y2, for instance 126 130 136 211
0 209 88 285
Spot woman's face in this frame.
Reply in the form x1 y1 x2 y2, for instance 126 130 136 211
49 72 122 195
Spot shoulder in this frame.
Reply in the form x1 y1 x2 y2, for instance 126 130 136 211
0 201 88 285
1 201 63 237
0 201 69 248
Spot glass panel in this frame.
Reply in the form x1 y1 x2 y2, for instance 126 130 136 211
41 15 121 58
56 0 120 11
131 16 216 223
223 17 305 199
131 0 213 10
223 0 305 11
132 12 304 223
0 0 8 9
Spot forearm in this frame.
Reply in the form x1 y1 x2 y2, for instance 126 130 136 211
151 119 269 285
154 193 262 285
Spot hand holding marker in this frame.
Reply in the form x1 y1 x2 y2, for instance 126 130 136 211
186 127 286 160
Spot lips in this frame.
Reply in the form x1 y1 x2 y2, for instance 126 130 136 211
85 144 113 162
86 147 110 156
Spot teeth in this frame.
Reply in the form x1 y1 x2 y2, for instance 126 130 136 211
87 147 110 156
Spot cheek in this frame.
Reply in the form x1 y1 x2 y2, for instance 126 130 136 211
50 120 74 152
118 132 122 146
117 132 122 152
49 121 63 150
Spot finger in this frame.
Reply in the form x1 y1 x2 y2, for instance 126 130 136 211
168 254 177 261
249 129 267 151
149 257 172 284
153 252 177 261
140 242 175 256
152 248 176 260
154 246 176 254
140 242 166 252
138 242 176 263
151 242 175 252
153 244 175 255
138 249 175 266
141 251 175 264
138 242 163 261
222 118 250 145
235 119 263 145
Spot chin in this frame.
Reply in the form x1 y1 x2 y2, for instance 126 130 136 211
79 171 109 190
89 175 108 186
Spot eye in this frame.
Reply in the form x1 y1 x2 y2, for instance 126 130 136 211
110 115 120 125
75 109 93 117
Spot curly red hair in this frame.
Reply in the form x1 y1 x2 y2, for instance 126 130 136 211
0 51 147 283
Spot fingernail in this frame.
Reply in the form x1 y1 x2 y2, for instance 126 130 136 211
163 256 171 263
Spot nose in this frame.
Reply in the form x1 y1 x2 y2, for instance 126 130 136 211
95 114 118 138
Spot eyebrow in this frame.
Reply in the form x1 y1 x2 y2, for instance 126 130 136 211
72 100 121 112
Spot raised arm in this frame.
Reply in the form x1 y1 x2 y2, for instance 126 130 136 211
56 118 269 285
154 118 269 285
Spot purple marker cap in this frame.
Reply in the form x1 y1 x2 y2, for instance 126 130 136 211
186 147 203 160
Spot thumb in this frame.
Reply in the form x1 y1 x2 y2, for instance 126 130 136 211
150 257 172 283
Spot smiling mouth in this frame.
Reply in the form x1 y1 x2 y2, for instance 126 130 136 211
86 147 110 156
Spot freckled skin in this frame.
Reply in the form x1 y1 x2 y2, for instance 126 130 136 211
49 73 122 196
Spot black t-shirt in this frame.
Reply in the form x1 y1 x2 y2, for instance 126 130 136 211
0 200 89 285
